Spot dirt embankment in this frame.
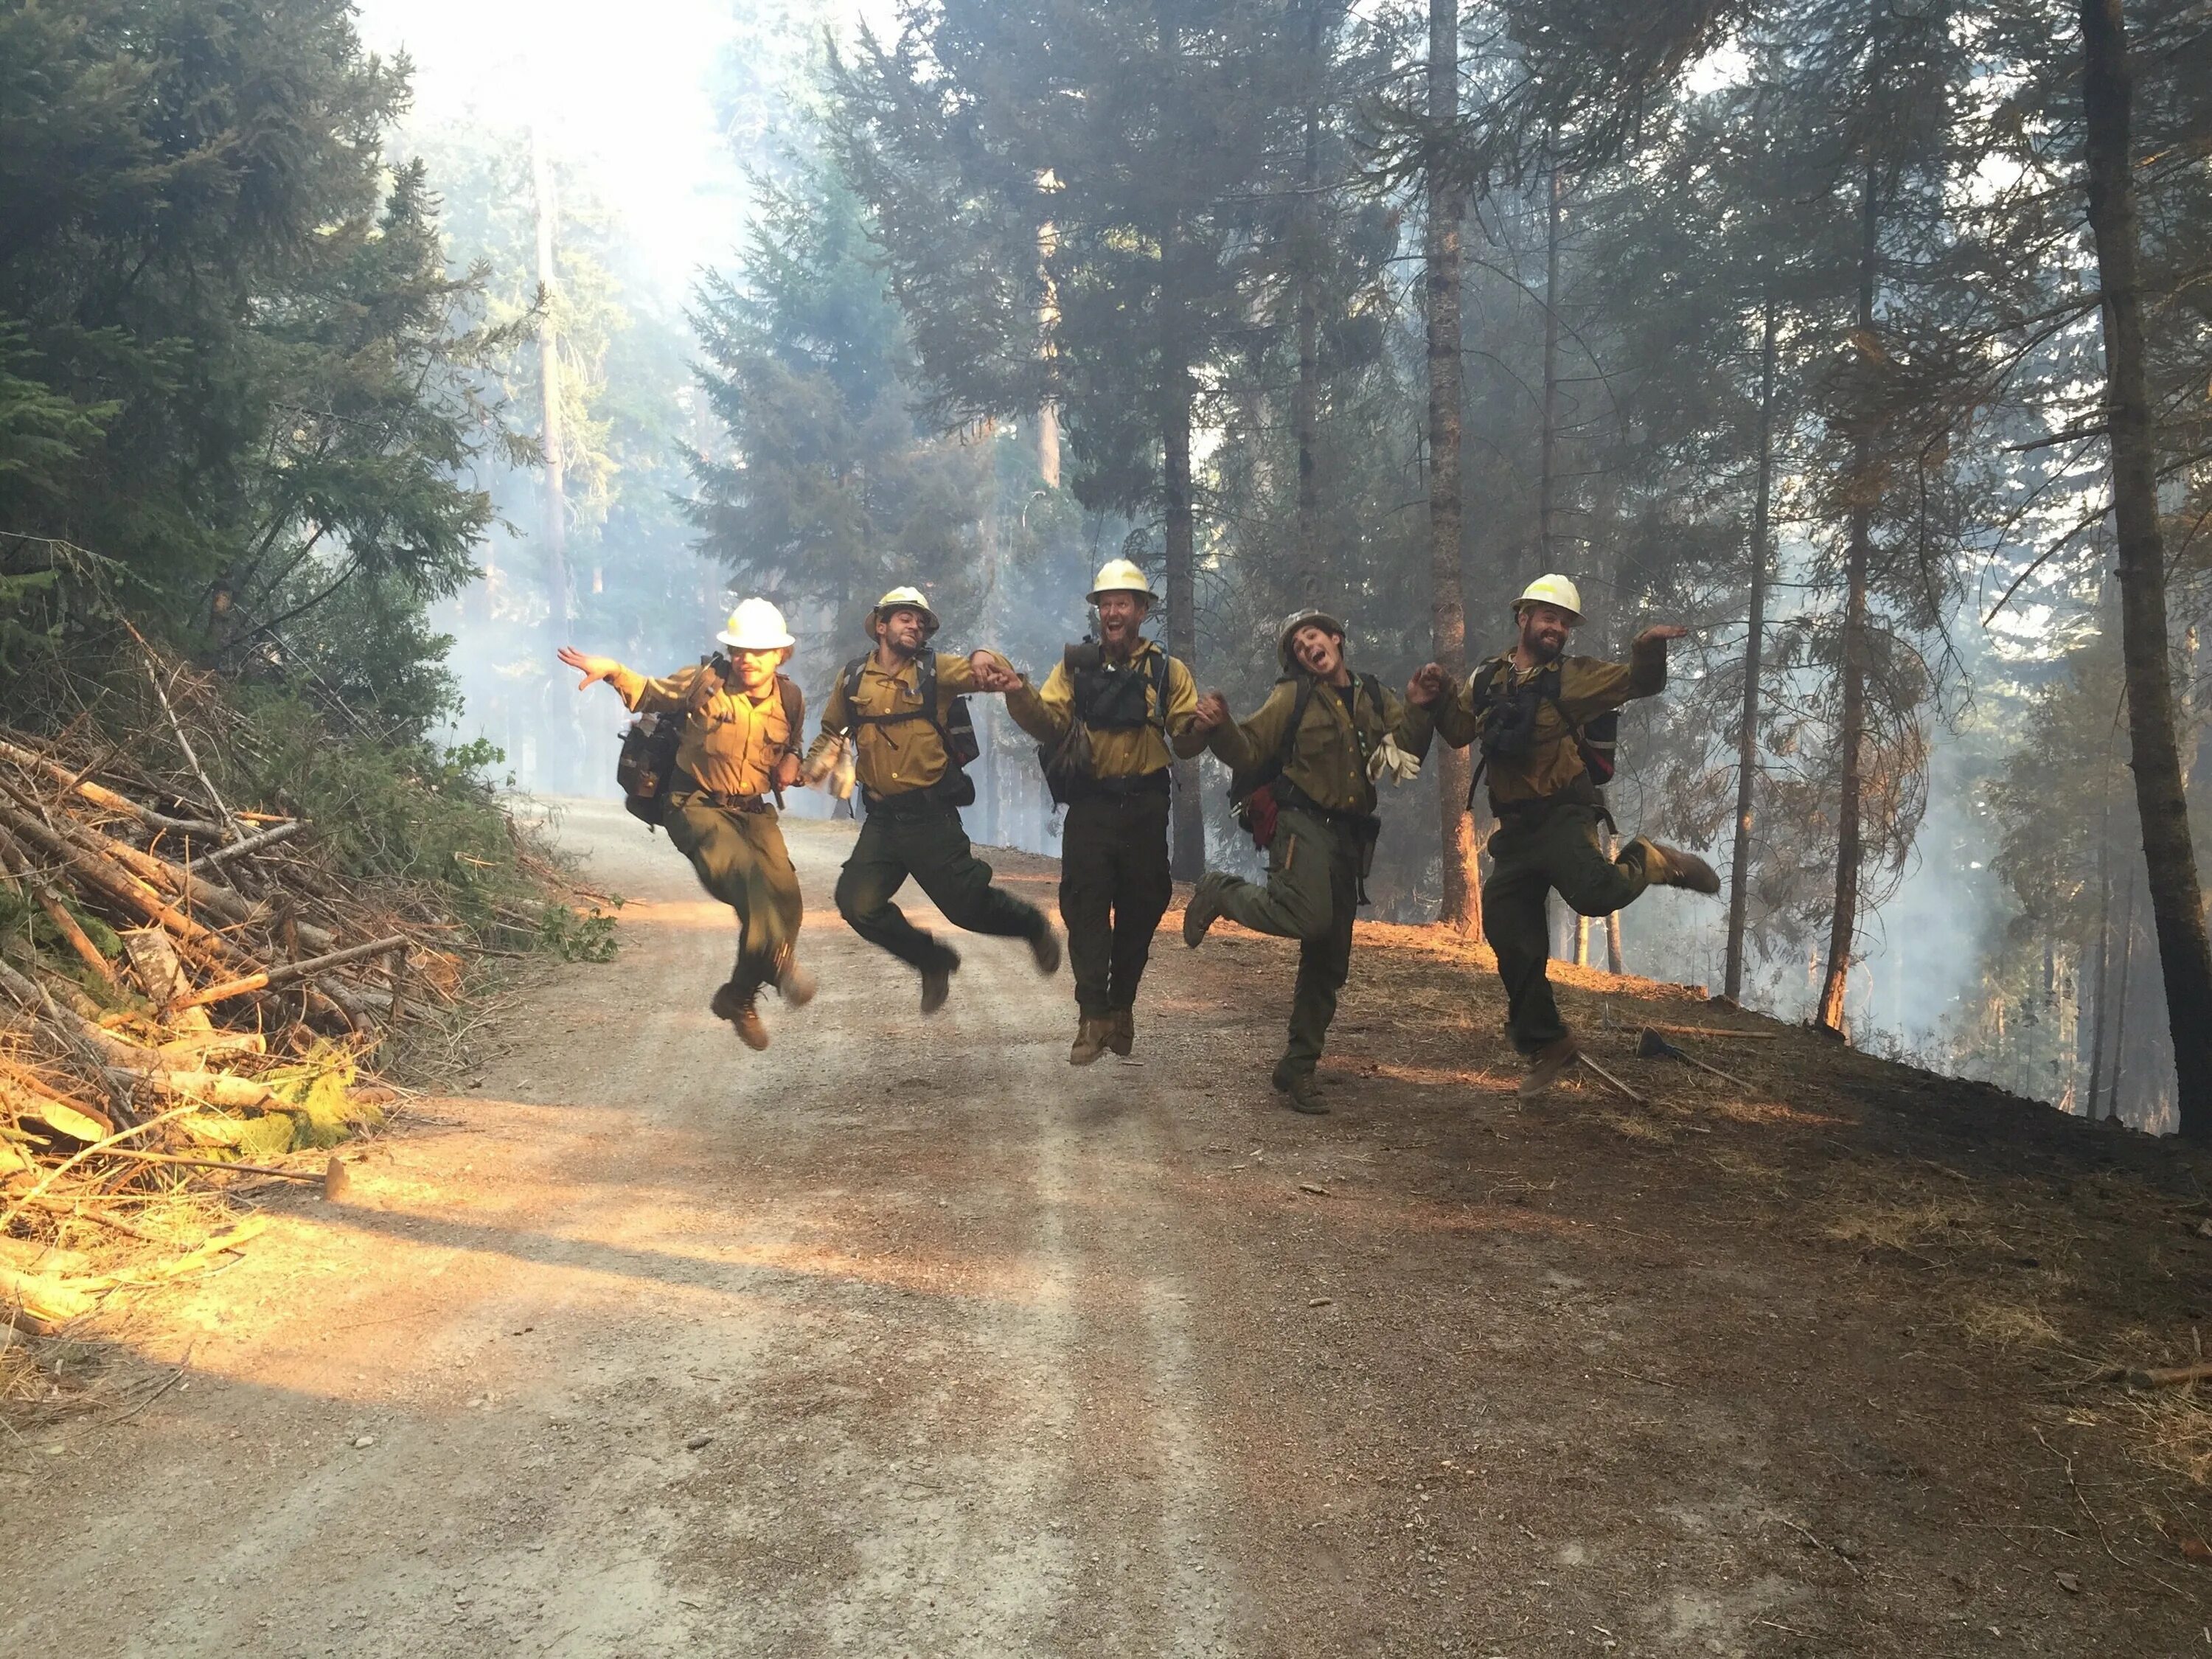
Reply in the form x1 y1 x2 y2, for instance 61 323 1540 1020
5 797 2210 1657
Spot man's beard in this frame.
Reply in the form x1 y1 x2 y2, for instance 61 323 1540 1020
1101 619 1138 658
1525 630 1565 664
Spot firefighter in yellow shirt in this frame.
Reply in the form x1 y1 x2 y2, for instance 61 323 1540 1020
803 587 1060 1013
1415 575 1720 1097
1002 560 1208 1064
558 599 813 1051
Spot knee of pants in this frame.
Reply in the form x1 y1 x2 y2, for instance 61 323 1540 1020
833 863 876 924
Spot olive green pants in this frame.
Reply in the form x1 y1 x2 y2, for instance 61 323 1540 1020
835 799 1046 975
664 796 802 998
1484 801 1666 1053
1212 807 1360 1079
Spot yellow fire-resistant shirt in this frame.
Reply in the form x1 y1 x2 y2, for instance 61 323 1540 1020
1429 638 1666 805
807 650 984 799
1002 641 1209 778
1208 670 1430 817
609 663 799 799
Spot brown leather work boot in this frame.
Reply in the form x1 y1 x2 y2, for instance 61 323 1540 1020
1272 1058 1328 1115
1107 1007 1133 1057
1518 1034 1580 1099
710 982 770 1051
1645 841 1721 895
1183 871 1230 948
1070 1016 1110 1067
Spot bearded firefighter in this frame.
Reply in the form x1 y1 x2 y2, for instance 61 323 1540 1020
803 586 1060 1012
557 600 814 1050
1413 575 1720 1097
1001 560 1208 1065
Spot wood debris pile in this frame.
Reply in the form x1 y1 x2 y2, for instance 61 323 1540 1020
0 715 497 1316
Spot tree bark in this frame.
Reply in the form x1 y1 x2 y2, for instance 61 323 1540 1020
2086 779 2114 1119
1725 295 1780 1002
2080 0 2212 1138
2108 866 2139 1122
1537 161 1565 574
1817 168 1880 1036
1292 4 1324 593
1427 0 1479 932
1163 281 1203 882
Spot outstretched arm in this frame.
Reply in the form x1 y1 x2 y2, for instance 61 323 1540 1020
557 646 619 692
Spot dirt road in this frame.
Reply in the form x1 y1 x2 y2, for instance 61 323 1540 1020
5 799 2207 1656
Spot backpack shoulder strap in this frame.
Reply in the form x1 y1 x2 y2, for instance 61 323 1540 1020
776 675 803 751
1147 647 1172 733
1279 674 1316 768
841 655 869 709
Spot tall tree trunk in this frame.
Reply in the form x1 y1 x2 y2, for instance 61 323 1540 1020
1163 298 1203 881
532 128 571 644
1537 161 1565 574
1725 295 1780 1001
1291 4 1323 595
1036 192 1062 490
1818 168 1880 1035
2081 0 2212 1137
2086 781 2114 1119
1426 0 1478 932
2108 866 2139 1122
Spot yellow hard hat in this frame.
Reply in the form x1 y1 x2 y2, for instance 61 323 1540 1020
1513 574 1583 622
717 597 793 651
1086 558 1157 604
866 585 940 640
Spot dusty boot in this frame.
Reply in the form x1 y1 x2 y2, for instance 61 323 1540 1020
919 956 959 1015
1107 1007 1133 1057
1029 925 1062 977
1518 1034 1580 1099
1271 1059 1328 1116
775 956 818 1008
710 982 770 1051
1183 872 1230 948
1069 1015 1111 1066
1644 840 1721 895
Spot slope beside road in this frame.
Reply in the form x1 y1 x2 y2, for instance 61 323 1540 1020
4 796 2208 1656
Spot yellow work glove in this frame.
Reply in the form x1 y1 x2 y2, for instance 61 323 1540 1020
1369 734 1423 785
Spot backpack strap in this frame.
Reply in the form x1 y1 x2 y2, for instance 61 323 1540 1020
1279 674 1317 773
1147 647 1171 734
775 674 804 754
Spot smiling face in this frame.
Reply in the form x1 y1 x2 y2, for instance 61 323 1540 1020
877 606 929 656
1291 623 1346 681
1517 602 1575 664
1094 591 1148 653
731 647 782 696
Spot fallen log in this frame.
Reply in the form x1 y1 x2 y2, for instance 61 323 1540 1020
187 819 302 871
0 794 251 973
0 825 119 986
0 736 228 838
100 1067 280 1111
167 936 407 1010
2093 1360 2212 1390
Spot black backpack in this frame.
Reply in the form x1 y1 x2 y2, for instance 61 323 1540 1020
1464 658 1618 804
838 651 979 807
619 659 802 827
1037 641 1171 805
1226 671 1382 836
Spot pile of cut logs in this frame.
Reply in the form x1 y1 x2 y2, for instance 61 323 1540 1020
0 721 478 1279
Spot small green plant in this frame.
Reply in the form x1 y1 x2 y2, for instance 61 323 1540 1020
538 903 620 964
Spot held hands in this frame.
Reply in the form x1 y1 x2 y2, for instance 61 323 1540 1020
1633 625 1691 648
773 752 802 791
1407 662 1450 708
967 650 1021 694
556 646 619 692
1192 692 1231 733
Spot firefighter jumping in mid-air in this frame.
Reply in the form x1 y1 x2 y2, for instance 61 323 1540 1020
1001 560 1208 1065
1413 574 1720 1097
804 586 1060 1012
558 601 814 1051
1182 609 1438 1115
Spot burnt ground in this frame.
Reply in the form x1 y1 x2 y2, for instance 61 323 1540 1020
5 796 2211 1657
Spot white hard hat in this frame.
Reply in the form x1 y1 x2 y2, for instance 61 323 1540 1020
866 585 940 640
1513 574 1583 622
717 597 794 651
1086 558 1157 604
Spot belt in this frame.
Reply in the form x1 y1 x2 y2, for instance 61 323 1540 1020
1274 778 1379 832
1491 778 1611 829
670 771 771 813
863 783 957 816
1068 769 1171 802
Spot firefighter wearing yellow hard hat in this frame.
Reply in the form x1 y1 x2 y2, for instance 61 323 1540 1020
802 585 1060 1014
1413 574 1720 1097
558 599 815 1051
1179 607 1441 1115
999 558 1206 1064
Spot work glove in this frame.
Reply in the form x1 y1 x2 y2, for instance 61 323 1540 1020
1369 734 1423 785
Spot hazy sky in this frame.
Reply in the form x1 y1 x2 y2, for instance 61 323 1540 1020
354 0 894 304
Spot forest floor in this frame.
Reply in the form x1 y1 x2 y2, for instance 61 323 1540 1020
5 798 2212 1657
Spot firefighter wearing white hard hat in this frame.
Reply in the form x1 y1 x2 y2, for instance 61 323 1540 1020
1001 557 1202 1065
557 599 816 1051
1178 605 1440 1115
804 582 1060 1015
1413 581 1719 1100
